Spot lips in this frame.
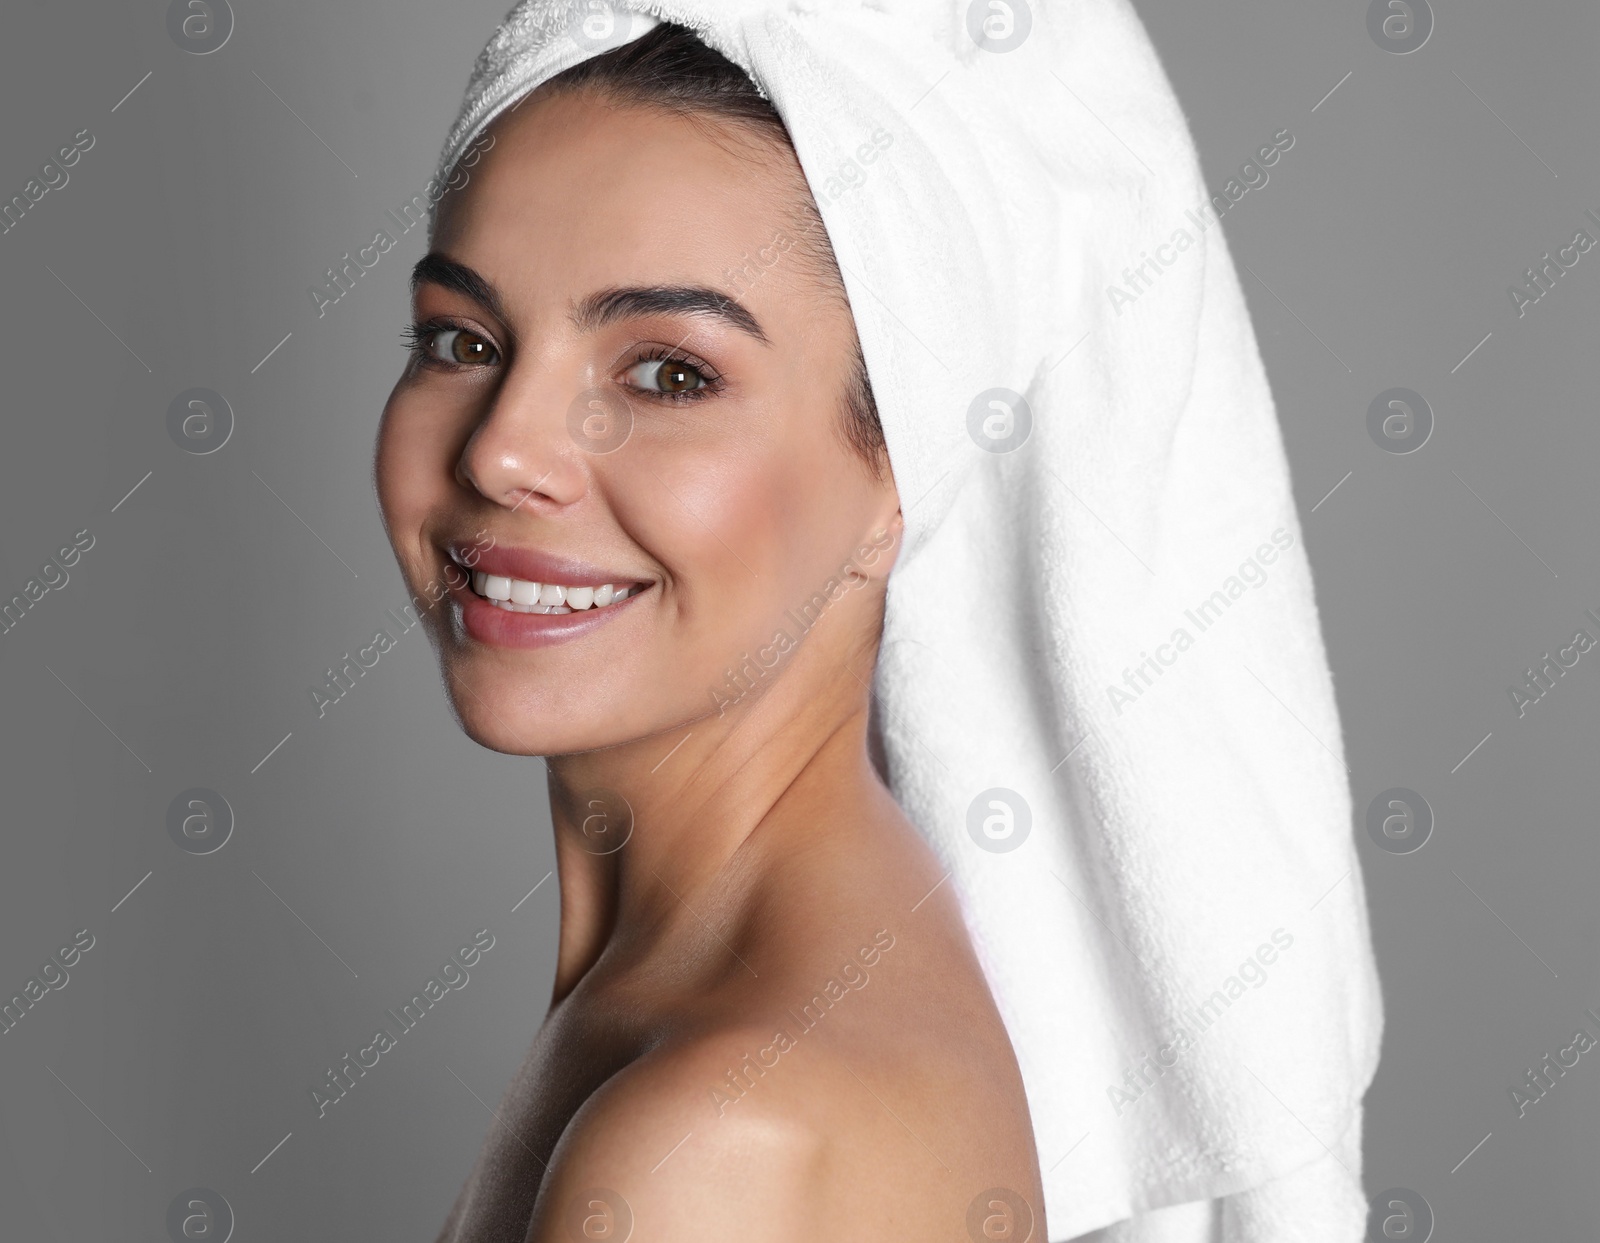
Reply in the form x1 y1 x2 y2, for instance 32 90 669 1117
443 541 653 649
447 542 651 590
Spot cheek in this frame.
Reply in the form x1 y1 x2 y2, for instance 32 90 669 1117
376 386 459 539
609 400 863 667
599 429 798 705
612 429 787 606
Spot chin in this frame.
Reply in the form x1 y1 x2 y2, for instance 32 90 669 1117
434 657 637 758
445 700 545 757
435 661 551 756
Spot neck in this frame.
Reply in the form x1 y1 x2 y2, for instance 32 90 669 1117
542 638 882 1005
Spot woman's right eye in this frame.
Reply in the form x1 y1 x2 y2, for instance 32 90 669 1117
407 323 499 367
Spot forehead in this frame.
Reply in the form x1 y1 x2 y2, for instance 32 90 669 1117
431 90 808 301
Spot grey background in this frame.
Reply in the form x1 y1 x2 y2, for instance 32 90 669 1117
0 1 1592 1238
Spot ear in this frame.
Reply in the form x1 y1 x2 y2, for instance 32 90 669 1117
851 505 903 583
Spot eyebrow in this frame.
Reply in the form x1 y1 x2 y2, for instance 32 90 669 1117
409 252 770 346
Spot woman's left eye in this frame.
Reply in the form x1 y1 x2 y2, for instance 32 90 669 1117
621 356 713 399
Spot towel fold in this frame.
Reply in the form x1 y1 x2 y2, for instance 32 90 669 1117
434 1 1384 1237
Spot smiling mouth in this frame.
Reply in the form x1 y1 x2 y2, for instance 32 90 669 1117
468 571 645 615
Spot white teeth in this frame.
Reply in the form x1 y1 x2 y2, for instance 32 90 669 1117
470 572 642 613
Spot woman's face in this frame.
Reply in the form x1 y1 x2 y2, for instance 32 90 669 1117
376 88 901 756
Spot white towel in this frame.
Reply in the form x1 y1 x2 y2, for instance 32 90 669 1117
434 2 1385 1237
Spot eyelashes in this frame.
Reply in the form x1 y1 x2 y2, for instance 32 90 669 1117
401 318 724 404
400 319 496 368
617 345 722 404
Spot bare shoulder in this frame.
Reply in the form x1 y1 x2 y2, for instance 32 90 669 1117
525 801 1046 1238
525 945 1044 1239
522 1027 828 1242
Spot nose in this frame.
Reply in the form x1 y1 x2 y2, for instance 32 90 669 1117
456 369 588 513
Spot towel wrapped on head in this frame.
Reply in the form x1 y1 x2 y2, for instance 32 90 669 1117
433 1 1384 1237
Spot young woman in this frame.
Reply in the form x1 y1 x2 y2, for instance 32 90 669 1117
378 22 1046 1241
379 1 1385 1238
